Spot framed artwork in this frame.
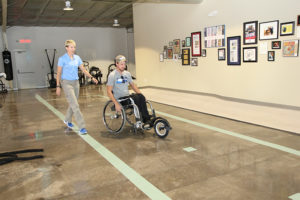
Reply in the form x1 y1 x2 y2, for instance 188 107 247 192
282 39 299 57
182 48 190 65
173 54 179 60
218 48 226 60
160 53 164 62
191 32 201 57
297 15 300 26
191 58 198 66
182 40 186 47
243 21 258 45
163 45 168 59
186 37 191 47
268 51 275 61
259 20 279 40
243 47 257 62
173 39 180 54
227 36 241 65
272 41 281 49
280 21 295 36
202 49 206 57
167 48 173 59
204 25 225 48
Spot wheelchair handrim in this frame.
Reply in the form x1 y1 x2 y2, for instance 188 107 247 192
103 100 125 133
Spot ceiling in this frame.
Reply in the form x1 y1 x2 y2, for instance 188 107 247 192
1 0 203 28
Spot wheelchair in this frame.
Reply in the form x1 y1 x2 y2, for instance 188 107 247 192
103 95 171 138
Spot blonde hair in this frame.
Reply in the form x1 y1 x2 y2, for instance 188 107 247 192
65 40 76 47
115 55 126 63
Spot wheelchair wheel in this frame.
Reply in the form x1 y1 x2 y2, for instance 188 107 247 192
124 106 136 126
154 119 169 138
103 100 125 133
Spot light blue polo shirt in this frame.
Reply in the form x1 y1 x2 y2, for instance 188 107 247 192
58 53 83 80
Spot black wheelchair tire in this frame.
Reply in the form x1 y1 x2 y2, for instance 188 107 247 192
125 107 136 126
103 100 125 134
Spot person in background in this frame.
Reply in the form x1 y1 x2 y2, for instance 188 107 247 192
56 39 98 134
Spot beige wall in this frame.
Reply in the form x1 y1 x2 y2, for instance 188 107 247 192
133 0 300 107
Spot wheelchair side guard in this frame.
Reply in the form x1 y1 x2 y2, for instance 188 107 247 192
146 100 156 117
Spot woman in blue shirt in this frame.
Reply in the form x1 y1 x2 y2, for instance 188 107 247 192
56 40 98 134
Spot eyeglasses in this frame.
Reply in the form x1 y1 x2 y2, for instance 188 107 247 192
120 76 127 83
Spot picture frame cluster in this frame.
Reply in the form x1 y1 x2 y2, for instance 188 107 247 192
160 15 299 65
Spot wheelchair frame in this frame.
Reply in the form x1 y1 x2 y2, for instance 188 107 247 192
102 96 171 138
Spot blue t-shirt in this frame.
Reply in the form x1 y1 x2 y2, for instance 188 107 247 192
58 53 83 80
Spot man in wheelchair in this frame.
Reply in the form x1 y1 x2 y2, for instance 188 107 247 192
106 55 152 126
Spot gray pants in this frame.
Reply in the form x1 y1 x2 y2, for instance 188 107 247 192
62 80 85 129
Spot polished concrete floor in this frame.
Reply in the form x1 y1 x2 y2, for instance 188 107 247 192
0 85 299 200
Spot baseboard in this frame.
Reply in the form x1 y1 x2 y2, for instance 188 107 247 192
140 86 300 111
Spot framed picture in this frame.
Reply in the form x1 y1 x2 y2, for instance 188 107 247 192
272 41 281 49
243 47 257 62
173 54 179 60
204 25 225 48
259 20 279 40
163 46 168 58
243 21 258 45
297 15 300 26
182 48 190 65
173 39 180 54
280 21 295 36
282 39 299 57
191 58 198 66
182 40 186 47
160 53 164 62
227 36 241 65
191 32 201 57
268 51 275 61
186 37 191 47
218 48 226 60
167 48 173 59
202 49 206 57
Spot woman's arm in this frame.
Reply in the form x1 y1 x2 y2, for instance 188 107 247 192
56 66 62 96
79 64 98 84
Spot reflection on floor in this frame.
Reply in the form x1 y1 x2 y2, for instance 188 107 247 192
0 85 299 200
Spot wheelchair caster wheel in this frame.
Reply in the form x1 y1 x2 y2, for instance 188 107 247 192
154 119 170 138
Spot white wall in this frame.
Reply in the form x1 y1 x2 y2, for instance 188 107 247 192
133 0 300 107
5 26 134 88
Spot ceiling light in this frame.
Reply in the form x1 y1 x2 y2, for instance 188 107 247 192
208 10 218 17
63 1 73 11
113 19 120 27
